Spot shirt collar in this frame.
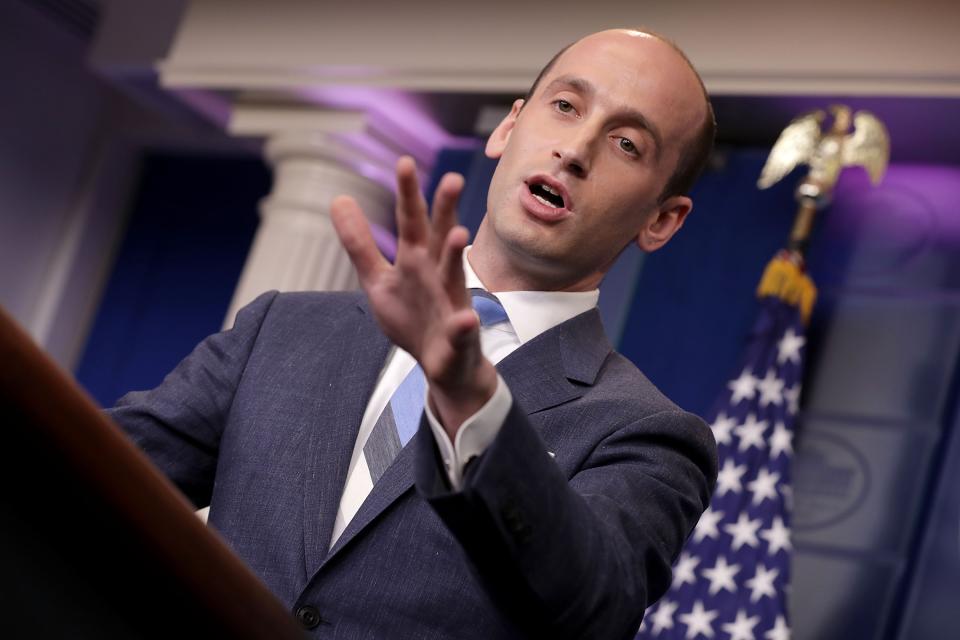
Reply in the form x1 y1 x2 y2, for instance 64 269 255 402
463 246 599 345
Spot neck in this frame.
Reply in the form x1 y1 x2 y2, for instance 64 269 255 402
468 222 605 293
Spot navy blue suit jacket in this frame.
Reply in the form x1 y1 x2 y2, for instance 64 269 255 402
108 290 717 639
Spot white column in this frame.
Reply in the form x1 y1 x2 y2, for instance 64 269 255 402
224 131 394 326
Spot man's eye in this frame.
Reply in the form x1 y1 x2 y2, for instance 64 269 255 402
555 100 574 113
618 138 638 155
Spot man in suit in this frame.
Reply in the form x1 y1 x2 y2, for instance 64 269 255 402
109 29 717 638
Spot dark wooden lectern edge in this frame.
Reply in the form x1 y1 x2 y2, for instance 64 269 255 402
0 306 304 639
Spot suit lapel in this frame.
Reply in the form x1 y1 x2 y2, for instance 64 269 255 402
315 307 612 570
324 428 422 561
301 299 391 578
498 307 612 414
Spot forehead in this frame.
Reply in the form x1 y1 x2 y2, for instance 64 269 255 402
541 32 704 149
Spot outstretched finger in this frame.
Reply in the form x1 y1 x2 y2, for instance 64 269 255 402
438 225 471 310
428 172 465 261
330 195 389 286
395 156 429 249
445 307 481 350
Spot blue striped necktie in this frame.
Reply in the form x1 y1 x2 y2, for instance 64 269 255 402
363 289 509 484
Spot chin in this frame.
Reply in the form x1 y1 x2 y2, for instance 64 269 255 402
499 226 575 268
488 195 580 260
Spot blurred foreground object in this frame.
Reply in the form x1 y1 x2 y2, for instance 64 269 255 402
0 305 303 639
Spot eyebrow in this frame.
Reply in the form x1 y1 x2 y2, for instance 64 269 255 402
542 73 664 161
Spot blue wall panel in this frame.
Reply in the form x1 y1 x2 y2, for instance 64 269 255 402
791 166 960 640
897 402 960 638
790 551 902 640
792 418 937 555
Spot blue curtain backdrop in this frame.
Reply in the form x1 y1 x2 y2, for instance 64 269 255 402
618 149 798 416
75 153 267 407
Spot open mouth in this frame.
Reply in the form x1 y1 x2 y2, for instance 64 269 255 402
528 182 566 210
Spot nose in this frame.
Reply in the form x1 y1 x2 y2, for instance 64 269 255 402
552 129 594 179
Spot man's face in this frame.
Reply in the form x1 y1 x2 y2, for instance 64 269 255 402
479 30 705 290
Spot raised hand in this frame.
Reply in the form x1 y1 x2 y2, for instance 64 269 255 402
330 156 498 437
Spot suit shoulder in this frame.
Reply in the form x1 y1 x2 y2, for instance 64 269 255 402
272 289 365 308
231 290 368 341
262 289 365 320
599 352 718 473
594 351 691 416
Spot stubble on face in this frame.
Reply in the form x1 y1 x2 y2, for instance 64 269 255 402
470 29 707 293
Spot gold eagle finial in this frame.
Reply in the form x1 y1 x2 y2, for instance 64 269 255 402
757 105 890 193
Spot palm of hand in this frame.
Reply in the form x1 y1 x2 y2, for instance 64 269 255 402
330 157 497 433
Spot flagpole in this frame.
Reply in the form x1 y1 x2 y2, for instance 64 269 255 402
786 200 818 257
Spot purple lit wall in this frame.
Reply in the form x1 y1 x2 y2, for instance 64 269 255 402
809 164 960 292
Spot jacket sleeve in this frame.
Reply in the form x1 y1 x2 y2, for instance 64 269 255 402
105 291 279 507
415 398 717 640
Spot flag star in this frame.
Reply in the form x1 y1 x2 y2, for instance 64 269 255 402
727 369 759 404
777 328 806 365
678 600 718 639
716 458 747 496
692 507 723 543
760 515 792 555
757 369 785 407
723 512 762 550
734 413 768 452
747 467 781 505
649 599 678 634
710 412 736 446
745 564 780 602
672 552 700 589
702 556 740 595
765 615 791 640
721 609 760 640
783 383 802 415
770 421 793 458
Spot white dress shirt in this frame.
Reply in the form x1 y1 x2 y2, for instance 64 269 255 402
330 248 599 546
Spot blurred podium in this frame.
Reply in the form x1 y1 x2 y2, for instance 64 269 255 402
0 307 304 639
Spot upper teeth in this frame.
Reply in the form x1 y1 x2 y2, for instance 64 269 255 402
541 184 559 196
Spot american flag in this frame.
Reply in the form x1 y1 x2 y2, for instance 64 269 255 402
636 252 814 640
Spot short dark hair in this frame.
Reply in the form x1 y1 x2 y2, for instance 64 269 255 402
524 32 716 204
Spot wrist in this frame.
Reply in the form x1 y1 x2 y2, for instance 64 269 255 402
427 359 498 439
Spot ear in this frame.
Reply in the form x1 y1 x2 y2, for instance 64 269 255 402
485 99 525 159
636 195 693 253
